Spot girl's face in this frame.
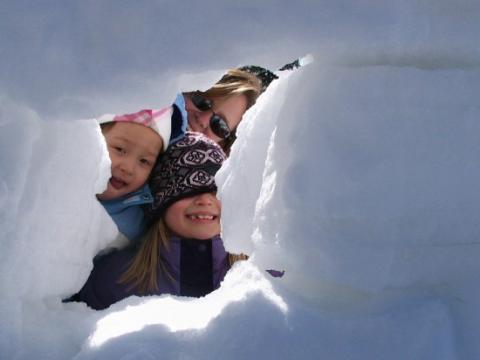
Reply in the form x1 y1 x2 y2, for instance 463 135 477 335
185 94 248 143
165 192 221 240
98 122 163 201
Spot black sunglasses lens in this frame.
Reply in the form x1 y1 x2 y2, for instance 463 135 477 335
190 93 212 112
210 115 231 139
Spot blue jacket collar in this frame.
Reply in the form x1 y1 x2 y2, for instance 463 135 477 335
170 93 188 144
100 184 153 213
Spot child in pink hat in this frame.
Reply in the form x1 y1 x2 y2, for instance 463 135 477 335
96 105 187 243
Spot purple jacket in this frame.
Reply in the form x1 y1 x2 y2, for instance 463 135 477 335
74 235 230 310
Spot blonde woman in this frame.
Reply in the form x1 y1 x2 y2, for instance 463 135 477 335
181 65 278 154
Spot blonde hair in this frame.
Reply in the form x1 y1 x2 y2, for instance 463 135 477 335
118 218 171 294
201 69 261 110
228 253 249 265
119 216 249 294
187 69 262 155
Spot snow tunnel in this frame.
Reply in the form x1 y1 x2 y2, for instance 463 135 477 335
1 1 480 358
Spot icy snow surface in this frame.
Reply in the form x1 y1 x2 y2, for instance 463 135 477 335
1 1 480 359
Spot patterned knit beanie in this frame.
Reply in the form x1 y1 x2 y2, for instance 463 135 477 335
145 132 226 220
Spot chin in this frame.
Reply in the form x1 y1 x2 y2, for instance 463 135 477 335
194 232 219 240
96 191 111 201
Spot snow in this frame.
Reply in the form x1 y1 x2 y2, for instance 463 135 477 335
1 1 480 359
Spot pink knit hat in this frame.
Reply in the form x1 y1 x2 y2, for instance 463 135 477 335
97 106 173 151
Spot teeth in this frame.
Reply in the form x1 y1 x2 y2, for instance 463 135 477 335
190 215 214 220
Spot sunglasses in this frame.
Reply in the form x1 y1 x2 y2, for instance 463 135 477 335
189 92 231 139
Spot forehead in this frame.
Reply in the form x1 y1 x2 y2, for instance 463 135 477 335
106 122 162 152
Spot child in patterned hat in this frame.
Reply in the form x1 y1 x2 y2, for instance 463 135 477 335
73 132 246 310
96 105 187 243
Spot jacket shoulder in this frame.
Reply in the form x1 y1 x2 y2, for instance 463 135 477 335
77 248 137 310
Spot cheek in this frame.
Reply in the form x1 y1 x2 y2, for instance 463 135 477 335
230 114 243 131
106 148 116 161
206 129 222 143
164 204 186 234
108 155 120 170
165 215 186 237
140 167 152 179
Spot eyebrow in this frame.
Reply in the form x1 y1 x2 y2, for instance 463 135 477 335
143 149 159 158
112 136 159 157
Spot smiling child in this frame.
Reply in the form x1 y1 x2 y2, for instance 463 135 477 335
96 107 187 242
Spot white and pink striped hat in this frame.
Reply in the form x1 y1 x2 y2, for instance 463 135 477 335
97 106 173 151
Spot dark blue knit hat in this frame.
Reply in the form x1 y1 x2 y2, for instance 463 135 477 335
238 65 279 93
145 132 226 219
239 56 312 93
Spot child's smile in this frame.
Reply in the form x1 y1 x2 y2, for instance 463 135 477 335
186 212 218 222
165 193 221 240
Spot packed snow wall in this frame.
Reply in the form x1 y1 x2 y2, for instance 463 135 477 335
220 62 480 359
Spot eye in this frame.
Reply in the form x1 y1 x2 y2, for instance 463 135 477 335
109 145 120 152
140 158 153 167
113 146 126 155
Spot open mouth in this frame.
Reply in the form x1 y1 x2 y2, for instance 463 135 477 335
109 177 127 190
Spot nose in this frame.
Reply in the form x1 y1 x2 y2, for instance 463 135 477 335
194 192 215 206
195 111 212 132
119 157 135 175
